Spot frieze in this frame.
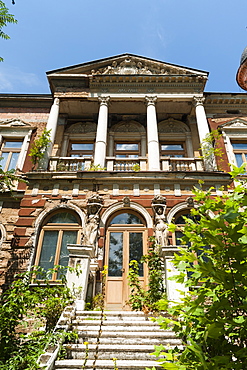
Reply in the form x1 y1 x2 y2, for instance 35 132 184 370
91 57 193 76
220 119 247 129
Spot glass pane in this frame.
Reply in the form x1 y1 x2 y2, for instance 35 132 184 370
57 230 77 279
71 143 94 151
161 144 183 151
4 141 22 149
235 153 244 167
8 152 19 170
1 152 9 170
48 212 78 224
110 213 143 225
108 232 123 277
129 232 143 276
232 143 247 150
116 143 139 151
38 230 59 274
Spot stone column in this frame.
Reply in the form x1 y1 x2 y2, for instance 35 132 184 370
145 96 160 171
94 96 110 168
40 97 60 170
160 246 187 302
66 245 95 310
194 96 216 170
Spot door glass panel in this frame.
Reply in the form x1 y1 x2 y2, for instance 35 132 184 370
108 232 123 277
1 152 9 170
110 213 143 225
38 230 59 274
57 230 77 279
129 232 143 276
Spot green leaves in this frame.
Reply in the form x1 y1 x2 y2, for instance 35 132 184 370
153 181 247 370
29 129 51 168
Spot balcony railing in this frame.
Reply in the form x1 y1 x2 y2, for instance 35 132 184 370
48 157 93 172
161 157 204 171
47 156 204 172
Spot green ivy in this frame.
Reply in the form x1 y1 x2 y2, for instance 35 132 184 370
29 129 51 169
127 237 165 313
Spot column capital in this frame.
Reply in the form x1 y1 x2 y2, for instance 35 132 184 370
53 97 60 106
193 96 205 107
98 96 110 106
145 96 157 106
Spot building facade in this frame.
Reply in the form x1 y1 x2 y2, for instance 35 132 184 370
0 54 247 310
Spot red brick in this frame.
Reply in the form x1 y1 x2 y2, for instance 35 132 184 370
14 228 27 236
15 218 34 227
20 198 46 207
18 208 36 217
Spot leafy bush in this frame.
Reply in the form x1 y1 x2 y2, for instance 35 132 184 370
0 266 75 369
151 167 247 370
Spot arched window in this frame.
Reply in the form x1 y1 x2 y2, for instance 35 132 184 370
34 210 81 280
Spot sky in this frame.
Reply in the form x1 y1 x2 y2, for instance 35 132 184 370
0 0 246 94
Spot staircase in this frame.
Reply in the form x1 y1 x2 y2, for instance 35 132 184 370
54 310 181 370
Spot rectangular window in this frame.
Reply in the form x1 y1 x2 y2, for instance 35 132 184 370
68 142 94 158
115 143 139 158
161 142 185 157
0 140 23 171
232 142 247 168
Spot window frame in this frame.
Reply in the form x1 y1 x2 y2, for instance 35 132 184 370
34 211 81 281
68 141 95 158
160 141 186 158
114 142 140 158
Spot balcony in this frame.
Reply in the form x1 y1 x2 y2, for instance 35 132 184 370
48 156 205 172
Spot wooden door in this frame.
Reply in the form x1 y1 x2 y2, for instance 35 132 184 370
105 227 147 310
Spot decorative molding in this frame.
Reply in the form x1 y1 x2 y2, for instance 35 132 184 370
193 96 205 106
98 96 110 106
0 119 31 127
145 96 157 106
66 122 97 133
220 118 247 130
158 118 190 133
111 120 145 133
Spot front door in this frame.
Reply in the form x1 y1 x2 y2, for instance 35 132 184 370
105 212 147 310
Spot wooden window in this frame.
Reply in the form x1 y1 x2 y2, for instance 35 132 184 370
161 142 186 157
114 143 139 158
232 142 247 169
0 140 23 171
34 211 81 281
68 142 94 158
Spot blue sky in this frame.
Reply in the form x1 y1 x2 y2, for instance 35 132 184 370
0 0 246 94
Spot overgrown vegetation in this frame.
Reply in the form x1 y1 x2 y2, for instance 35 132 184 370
127 237 165 313
150 166 247 370
0 266 75 370
0 163 26 193
29 129 51 169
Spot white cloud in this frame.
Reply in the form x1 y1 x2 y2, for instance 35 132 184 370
0 66 41 92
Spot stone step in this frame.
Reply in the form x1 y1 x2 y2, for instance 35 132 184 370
75 311 167 321
74 324 164 332
63 343 180 360
72 320 161 327
54 359 161 369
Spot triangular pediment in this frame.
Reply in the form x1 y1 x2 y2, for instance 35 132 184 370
0 119 31 128
220 118 247 129
47 53 208 77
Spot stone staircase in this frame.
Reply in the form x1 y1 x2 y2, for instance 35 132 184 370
54 310 181 370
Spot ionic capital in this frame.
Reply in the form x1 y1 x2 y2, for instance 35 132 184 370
54 97 60 106
193 96 205 107
145 96 157 106
98 96 110 106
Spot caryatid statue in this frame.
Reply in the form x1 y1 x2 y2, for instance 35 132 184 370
82 194 103 248
152 195 169 249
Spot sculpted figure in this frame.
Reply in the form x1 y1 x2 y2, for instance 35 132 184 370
152 196 169 249
81 194 103 247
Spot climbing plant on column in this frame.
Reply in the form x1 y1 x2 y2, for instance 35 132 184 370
151 166 247 370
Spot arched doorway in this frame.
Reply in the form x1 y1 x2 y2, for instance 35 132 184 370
105 211 147 310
